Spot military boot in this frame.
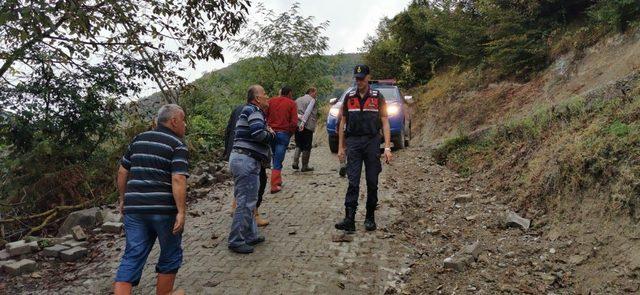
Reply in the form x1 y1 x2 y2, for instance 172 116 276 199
364 208 377 231
335 207 356 233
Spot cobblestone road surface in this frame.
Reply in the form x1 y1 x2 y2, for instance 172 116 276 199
19 145 413 294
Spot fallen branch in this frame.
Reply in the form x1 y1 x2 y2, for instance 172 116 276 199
0 202 89 224
26 211 58 236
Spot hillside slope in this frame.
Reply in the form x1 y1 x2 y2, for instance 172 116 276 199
405 28 640 292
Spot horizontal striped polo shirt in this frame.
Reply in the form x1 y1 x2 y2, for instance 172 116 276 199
120 125 189 215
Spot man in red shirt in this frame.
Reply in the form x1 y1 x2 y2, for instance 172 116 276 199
266 86 298 193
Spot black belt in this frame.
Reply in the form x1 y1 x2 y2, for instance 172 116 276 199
232 148 253 157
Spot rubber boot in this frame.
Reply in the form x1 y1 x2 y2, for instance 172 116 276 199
114 282 132 295
270 170 282 194
364 209 377 231
156 273 184 295
301 150 314 172
292 148 301 170
255 208 269 227
334 207 356 233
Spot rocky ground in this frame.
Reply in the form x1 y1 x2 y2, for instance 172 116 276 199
1 139 635 294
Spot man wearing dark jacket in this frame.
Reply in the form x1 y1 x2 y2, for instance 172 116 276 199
224 105 269 227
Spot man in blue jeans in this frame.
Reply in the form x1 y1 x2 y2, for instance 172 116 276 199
114 104 189 295
228 84 275 254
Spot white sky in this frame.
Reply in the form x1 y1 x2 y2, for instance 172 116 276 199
141 0 411 95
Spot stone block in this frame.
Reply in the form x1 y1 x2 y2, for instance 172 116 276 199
0 249 10 260
102 222 124 234
454 194 473 204
4 259 36 276
71 225 88 241
58 207 103 236
62 240 89 248
60 247 89 262
42 244 70 258
6 240 31 257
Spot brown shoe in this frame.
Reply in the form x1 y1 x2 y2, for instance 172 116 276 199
255 209 269 227
156 273 184 295
114 282 132 295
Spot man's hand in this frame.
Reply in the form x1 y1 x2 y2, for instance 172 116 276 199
298 124 305 132
383 148 393 164
338 147 346 162
267 126 276 135
173 212 185 235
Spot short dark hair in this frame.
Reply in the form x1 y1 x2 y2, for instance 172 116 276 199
247 85 260 103
280 86 293 97
306 87 317 95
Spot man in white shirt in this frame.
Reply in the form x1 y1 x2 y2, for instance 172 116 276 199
292 87 318 172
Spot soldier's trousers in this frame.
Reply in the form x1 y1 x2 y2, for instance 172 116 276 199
344 135 382 211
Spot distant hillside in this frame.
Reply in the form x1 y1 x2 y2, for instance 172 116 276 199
135 53 362 118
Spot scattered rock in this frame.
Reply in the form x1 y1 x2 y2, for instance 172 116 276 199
426 228 441 235
568 254 588 265
42 244 71 258
58 207 103 236
443 255 473 272
332 233 353 243
71 225 88 241
62 240 89 248
454 194 473 204
6 240 32 257
549 248 556 254
504 210 531 230
462 241 482 259
4 259 37 276
102 210 123 223
60 247 89 262
102 222 124 234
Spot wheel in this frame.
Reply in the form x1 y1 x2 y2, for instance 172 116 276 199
393 130 406 150
329 135 339 153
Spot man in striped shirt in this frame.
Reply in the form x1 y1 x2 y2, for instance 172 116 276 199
228 84 275 254
114 104 189 295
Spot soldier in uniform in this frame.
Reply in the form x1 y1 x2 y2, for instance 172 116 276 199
335 65 393 232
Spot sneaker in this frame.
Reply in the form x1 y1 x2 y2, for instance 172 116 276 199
292 163 299 170
247 236 265 246
228 244 254 254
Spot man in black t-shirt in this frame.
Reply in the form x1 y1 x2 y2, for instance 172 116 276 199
335 65 393 233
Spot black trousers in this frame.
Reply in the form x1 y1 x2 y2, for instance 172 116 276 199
344 135 382 210
257 166 267 208
294 129 314 151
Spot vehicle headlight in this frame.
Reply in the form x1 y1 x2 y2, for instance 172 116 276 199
329 108 340 117
387 105 400 116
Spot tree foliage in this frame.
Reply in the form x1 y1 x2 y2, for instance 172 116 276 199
363 0 640 85
232 2 331 96
0 0 251 239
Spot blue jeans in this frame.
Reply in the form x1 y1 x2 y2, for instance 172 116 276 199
228 152 260 248
115 214 182 285
270 132 291 170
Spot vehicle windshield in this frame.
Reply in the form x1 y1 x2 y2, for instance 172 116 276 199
338 87 399 103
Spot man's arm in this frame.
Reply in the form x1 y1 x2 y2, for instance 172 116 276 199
338 114 347 162
171 174 187 234
117 165 128 214
249 110 275 143
290 102 299 133
382 117 392 149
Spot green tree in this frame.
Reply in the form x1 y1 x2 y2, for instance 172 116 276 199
0 0 251 238
232 2 331 96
